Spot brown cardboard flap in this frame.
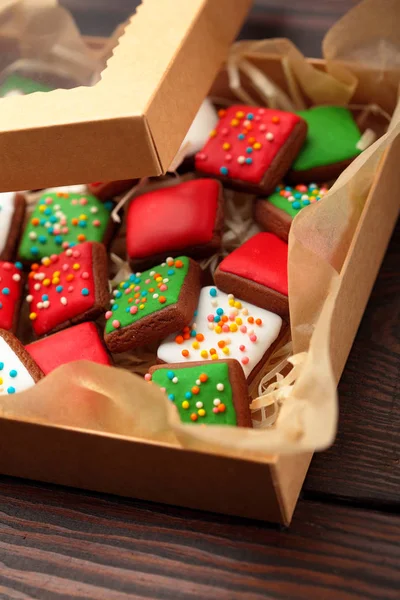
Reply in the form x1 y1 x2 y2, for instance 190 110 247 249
0 416 284 523
0 0 251 192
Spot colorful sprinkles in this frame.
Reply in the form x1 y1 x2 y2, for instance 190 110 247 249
146 362 237 425
0 262 23 331
18 191 113 262
267 183 329 218
195 105 302 185
0 335 36 395
157 286 283 378
105 257 190 333
26 242 98 336
173 288 263 366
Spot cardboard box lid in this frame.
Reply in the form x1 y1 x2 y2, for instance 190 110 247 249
0 0 252 192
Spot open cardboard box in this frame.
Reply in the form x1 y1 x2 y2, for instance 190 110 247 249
0 0 252 191
0 3 399 525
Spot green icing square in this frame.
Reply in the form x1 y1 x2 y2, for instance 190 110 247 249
292 106 362 172
18 192 113 262
105 257 190 334
0 74 53 97
267 183 329 218
151 362 237 425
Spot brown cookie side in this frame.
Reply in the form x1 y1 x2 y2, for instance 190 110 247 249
0 193 26 262
128 183 225 271
227 359 253 427
11 271 26 335
90 241 111 318
0 329 44 383
102 210 121 249
105 259 202 354
214 267 289 319
89 180 137 201
286 157 355 184
247 321 288 386
254 200 292 242
149 358 252 428
260 119 308 194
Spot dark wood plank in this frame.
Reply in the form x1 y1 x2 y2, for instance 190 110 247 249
0 477 399 600
61 0 355 57
305 219 400 505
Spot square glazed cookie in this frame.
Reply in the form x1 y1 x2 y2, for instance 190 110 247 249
147 359 252 427
214 233 289 317
288 106 362 183
0 192 26 262
195 105 307 194
26 322 111 375
157 286 283 382
104 256 202 353
0 329 43 395
27 242 109 337
18 190 115 264
126 179 224 270
0 262 23 332
254 183 329 242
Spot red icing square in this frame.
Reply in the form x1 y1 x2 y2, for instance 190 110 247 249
27 242 100 336
126 179 220 260
195 105 301 184
26 322 111 374
218 233 288 296
0 262 22 331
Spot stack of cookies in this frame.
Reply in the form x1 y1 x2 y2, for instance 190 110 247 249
0 101 363 426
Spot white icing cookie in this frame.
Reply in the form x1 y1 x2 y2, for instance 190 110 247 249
169 99 219 170
157 286 282 378
0 337 35 395
0 192 16 256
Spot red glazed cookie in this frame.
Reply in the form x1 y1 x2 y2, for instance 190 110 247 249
0 329 43 395
0 261 23 332
26 322 111 374
88 180 137 200
126 179 224 270
214 233 289 318
195 105 307 195
27 241 110 337
0 192 26 262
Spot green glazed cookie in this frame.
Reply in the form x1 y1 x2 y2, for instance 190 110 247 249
288 106 362 183
147 359 252 427
104 256 202 353
0 74 53 97
254 182 329 241
18 190 115 264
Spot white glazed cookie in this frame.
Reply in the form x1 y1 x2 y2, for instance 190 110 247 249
169 99 219 170
157 286 282 379
0 336 36 395
0 192 16 256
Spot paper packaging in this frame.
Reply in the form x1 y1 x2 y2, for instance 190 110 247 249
0 0 252 192
0 0 400 525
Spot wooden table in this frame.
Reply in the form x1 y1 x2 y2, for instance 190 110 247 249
1 2 399 598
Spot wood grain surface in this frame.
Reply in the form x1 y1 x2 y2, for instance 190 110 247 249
1 1 399 598
0 477 399 600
